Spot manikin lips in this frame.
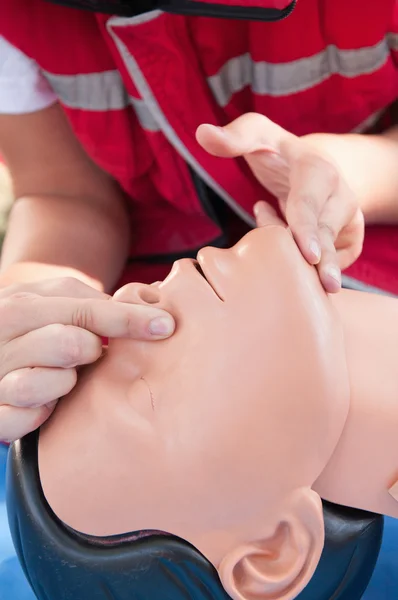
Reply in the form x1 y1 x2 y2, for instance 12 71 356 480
194 261 209 282
193 261 224 301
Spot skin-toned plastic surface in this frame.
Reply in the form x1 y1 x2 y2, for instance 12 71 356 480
39 224 352 600
312 288 398 520
7 431 383 600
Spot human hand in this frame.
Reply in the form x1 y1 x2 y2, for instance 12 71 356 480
196 113 364 293
0 277 175 442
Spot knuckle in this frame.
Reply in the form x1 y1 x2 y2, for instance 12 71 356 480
319 221 337 241
51 276 81 294
245 112 262 122
53 325 84 366
71 303 95 332
7 291 38 302
0 292 38 320
4 370 35 406
295 192 317 211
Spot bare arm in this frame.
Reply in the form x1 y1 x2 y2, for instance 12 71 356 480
0 102 130 291
0 103 175 444
305 126 398 225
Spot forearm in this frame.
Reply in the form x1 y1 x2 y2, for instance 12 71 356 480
0 193 130 292
305 127 398 224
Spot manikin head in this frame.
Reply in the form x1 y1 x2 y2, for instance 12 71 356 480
39 224 350 600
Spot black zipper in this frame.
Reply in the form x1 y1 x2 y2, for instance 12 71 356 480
46 0 296 22
161 0 297 21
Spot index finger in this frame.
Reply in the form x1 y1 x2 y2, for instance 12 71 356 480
0 294 175 341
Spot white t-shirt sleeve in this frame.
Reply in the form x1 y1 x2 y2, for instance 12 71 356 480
0 35 57 114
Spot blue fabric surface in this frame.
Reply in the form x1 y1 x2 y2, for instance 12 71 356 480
0 443 396 600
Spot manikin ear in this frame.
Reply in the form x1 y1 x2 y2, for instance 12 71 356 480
218 489 324 600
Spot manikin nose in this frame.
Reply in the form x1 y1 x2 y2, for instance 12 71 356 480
113 282 161 305
197 245 233 274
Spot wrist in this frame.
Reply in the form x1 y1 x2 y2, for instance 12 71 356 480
0 262 103 290
303 131 398 224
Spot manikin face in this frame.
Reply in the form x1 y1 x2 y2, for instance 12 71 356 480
39 224 350 600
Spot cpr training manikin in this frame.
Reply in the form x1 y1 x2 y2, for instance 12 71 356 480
7 215 398 600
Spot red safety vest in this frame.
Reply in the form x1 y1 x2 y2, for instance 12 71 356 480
2 0 398 293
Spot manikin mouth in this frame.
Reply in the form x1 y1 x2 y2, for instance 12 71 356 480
193 261 224 302
193 261 207 280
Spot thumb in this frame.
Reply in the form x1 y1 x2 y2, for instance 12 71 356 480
196 113 287 158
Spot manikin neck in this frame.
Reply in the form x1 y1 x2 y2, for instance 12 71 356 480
313 288 398 519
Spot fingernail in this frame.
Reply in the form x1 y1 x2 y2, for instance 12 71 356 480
326 265 341 286
30 400 57 410
309 239 321 263
148 316 175 337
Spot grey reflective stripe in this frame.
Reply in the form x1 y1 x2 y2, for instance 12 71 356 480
129 97 160 131
43 70 129 110
208 39 390 106
342 275 396 297
107 15 256 227
387 32 398 52
43 70 159 131
43 27 397 131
